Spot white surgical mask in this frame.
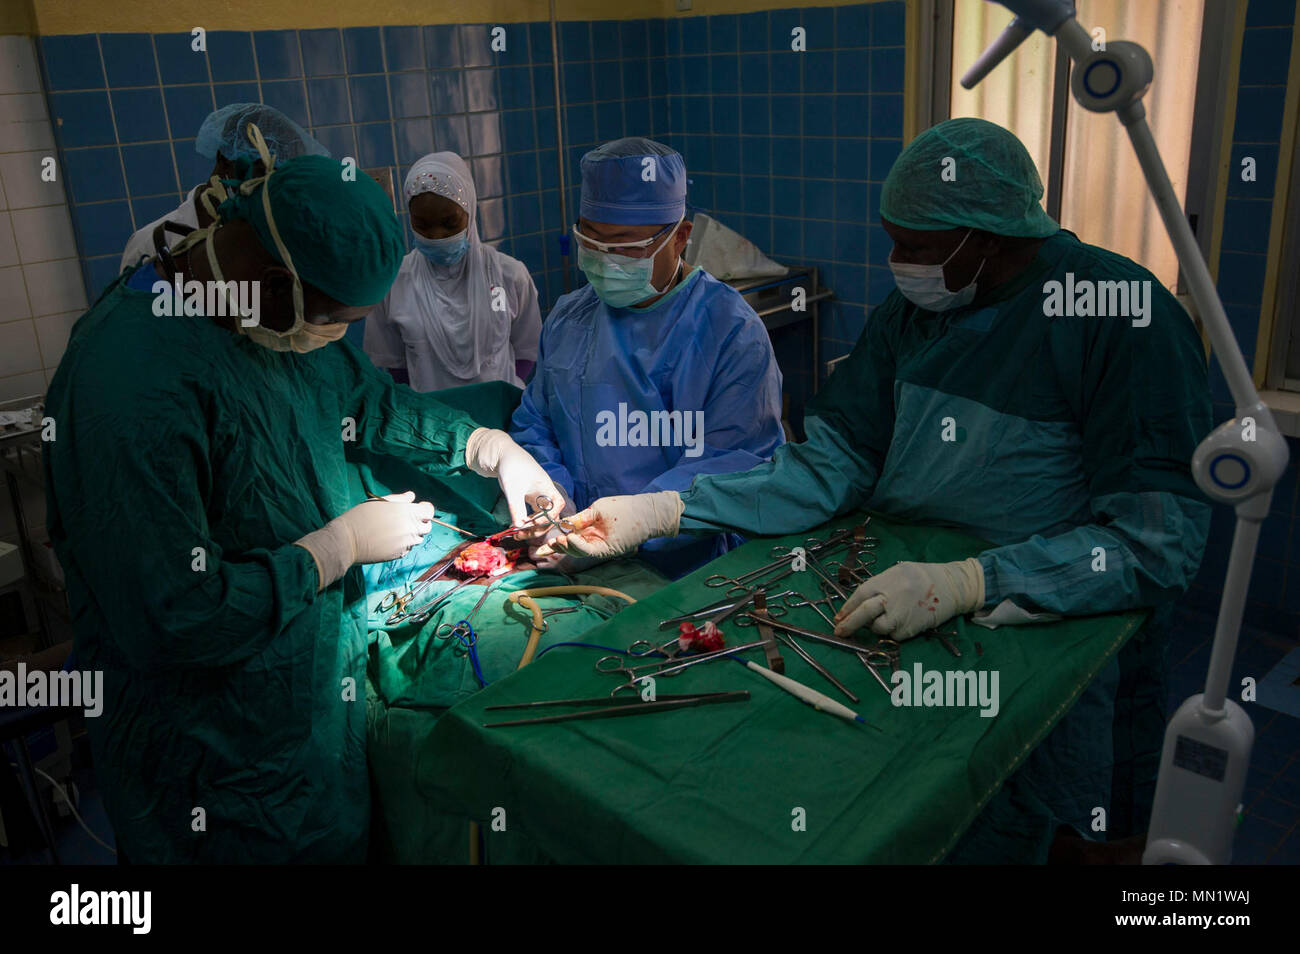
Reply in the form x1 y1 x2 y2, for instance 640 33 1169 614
888 229 984 312
245 318 349 353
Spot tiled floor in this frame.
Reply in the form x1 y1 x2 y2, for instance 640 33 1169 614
1167 603 1300 864
5 602 1298 865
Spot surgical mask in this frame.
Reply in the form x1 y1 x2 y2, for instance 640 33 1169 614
246 318 349 353
414 230 469 266
888 229 985 312
577 218 682 309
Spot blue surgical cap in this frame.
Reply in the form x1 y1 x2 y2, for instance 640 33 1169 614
196 103 329 164
579 137 687 226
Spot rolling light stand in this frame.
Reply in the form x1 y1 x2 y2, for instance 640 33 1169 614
962 0 1290 864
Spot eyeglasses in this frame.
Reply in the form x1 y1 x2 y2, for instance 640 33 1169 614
571 220 679 257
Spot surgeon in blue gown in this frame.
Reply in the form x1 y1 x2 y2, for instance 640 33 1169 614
510 138 785 577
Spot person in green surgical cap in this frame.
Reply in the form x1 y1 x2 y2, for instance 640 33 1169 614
542 117 1214 863
44 125 560 863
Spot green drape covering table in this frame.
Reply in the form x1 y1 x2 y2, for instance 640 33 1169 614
369 510 1145 863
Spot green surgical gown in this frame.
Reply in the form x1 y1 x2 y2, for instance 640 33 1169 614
44 270 486 863
680 229 1214 859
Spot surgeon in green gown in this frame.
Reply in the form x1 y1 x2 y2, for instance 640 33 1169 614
542 118 1214 862
44 127 560 863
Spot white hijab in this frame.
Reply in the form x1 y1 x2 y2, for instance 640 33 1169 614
402 152 505 380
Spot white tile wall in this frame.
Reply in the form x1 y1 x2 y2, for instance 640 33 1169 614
0 33 87 405
0 35 39 96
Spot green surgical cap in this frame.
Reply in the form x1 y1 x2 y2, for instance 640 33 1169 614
880 118 1059 238
219 155 404 306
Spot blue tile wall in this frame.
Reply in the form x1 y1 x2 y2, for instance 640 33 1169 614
38 22 563 308
1186 0 1300 641
37 3 902 350
657 1 904 382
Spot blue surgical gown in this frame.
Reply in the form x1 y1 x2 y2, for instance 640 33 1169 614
510 266 785 577
679 230 1214 858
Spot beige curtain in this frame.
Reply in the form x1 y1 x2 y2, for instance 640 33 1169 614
950 0 1205 290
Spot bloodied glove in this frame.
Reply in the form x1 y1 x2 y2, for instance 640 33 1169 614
833 559 984 640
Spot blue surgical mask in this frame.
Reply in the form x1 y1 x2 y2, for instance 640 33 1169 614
577 224 681 308
414 230 469 266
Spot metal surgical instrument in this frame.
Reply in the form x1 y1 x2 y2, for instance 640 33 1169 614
743 610 895 699
779 587 839 629
657 588 797 631
867 638 902 674
627 635 689 664
529 494 578 535
433 579 502 647
376 560 456 619
706 529 852 595
399 574 484 627
597 639 769 696
483 690 751 727
774 633 859 703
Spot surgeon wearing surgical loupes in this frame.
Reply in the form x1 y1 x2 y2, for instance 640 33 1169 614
541 118 1214 862
511 137 785 578
45 126 560 864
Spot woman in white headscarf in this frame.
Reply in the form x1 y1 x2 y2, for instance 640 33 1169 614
364 152 542 391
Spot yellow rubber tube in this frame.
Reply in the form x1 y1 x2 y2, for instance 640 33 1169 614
507 585 637 670
469 584 637 864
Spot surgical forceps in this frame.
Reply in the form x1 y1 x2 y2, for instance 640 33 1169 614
864 638 901 674
657 588 795 630
778 586 840 628
626 634 689 664
396 574 484 627
538 605 583 632
363 489 477 538
766 528 853 560
705 529 853 595
733 599 790 626
529 494 579 535
744 611 896 699
433 579 502 648
826 549 879 586
376 561 456 620
596 639 769 696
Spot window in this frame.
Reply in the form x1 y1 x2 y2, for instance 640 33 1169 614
946 0 1207 293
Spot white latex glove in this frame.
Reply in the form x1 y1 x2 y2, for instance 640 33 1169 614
833 558 984 641
464 428 561 532
536 491 684 560
295 492 435 590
